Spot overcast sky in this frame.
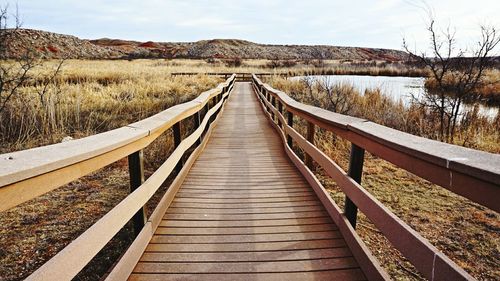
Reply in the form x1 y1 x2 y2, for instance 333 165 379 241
5 0 500 51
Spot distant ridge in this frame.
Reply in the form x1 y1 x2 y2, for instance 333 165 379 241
3 29 409 61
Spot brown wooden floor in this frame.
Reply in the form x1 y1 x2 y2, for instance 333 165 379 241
129 82 367 281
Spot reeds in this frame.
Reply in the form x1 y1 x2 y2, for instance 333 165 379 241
0 59 222 153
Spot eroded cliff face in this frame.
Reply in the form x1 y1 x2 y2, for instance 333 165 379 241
3 28 408 61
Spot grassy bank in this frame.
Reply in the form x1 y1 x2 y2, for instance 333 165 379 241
265 75 500 280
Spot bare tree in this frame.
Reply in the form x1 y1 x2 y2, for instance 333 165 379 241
403 16 499 142
0 4 39 113
317 77 353 115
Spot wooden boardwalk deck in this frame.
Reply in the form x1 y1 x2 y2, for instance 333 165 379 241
128 83 367 280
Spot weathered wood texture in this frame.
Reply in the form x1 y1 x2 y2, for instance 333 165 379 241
129 83 367 281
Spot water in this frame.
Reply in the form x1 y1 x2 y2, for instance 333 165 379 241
291 75 499 118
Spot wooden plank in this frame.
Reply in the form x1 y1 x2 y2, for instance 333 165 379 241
180 182 309 187
170 200 320 209
172 196 317 204
174 191 314 199
155 224 337 235
163 211 328 221
179 185 311 191
159 217 331 227
145 239 347 252
133 257 359 273
150 231 342 244
165 205 324 214
140 248 352 262
129 269 366 281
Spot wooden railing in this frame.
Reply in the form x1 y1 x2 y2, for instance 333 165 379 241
172 72 283 81
252 74 499 281
0 75 236 280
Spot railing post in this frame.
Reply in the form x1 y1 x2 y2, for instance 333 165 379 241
277 101 283 128
202 102 210 137
305 121 315 170
128 150 147 237
287 111 293 147
345 143 365 228
173 121 183 173
271 95 276 120
194 111 201 146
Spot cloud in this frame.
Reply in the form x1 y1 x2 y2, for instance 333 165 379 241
176 18 233 28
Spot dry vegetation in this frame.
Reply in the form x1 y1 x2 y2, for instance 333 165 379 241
0 59 499 280
0 59 222 152
0 59 222 280
265 75 500 280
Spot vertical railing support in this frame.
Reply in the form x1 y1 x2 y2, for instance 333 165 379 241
345 143 365 228
173 121 183 173
287 111 293 147
265 90 270 112
305 121 315 170
277 101 283 128
128 150 147 237
202 102 210 137
271 95 276 120
194 111 201 146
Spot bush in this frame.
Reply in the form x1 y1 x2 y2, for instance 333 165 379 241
224 57 242 67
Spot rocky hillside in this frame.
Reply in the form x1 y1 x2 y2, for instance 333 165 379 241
92 38 409 61
2 29 123 59
3 29 409 61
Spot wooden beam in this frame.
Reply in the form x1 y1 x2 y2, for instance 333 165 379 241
345 144 365 228
128 150 147 237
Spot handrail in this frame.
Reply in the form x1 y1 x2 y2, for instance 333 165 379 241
252 75 499 212
0 74 236 280
0 75 235 211
251 74 497 281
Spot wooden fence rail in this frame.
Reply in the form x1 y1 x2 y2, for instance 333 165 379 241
0 75 236 280
251 74 499 281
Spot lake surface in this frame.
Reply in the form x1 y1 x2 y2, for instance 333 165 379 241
291 75 498 118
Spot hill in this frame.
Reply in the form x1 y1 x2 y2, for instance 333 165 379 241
3 29 409 61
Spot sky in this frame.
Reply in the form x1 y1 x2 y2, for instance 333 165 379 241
4 0 500 52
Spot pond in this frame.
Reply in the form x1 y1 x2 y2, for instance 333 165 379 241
291 75 499 118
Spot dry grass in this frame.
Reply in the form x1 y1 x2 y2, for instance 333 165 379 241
0 59 222 152
267 76 500 280
425 68 500 106
0 59 222 280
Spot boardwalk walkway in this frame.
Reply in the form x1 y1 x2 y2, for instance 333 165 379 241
128 82 367 280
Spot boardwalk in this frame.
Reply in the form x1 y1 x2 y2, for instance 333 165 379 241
5 75 490 280
128 82 367 280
